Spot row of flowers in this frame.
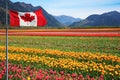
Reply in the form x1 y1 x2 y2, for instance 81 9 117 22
0 61 106 80
0 46 120 64
0 46 120 79
0 52 120 79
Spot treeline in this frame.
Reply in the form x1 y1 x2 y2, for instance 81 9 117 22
0 26 120 29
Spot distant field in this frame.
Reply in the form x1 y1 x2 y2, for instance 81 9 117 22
0 28 120 36
0 28 120 32
0 40 120 79
0 36 119 54
0 28 120 79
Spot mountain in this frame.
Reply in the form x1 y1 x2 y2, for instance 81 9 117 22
70 11 120 27
0 7 6 25
54 15 81 26
0 0 62 27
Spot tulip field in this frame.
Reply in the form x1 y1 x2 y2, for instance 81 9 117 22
0 28 120 80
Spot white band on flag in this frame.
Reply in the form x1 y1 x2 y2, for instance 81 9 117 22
18 12 37 27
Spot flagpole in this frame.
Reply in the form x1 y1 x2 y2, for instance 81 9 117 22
6 0 9 80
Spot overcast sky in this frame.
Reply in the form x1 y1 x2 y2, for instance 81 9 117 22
11 0 120 19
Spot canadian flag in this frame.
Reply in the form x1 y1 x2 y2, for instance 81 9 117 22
9 9 47 27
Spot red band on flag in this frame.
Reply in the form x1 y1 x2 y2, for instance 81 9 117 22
9 10 20 26
34 9 47 26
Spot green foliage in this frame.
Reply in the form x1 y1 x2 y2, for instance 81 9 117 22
0 36 119 54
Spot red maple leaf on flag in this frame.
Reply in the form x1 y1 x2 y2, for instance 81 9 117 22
20 13 35 22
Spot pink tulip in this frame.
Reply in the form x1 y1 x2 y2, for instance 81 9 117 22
26 66 31 71
86 75 90 79
53 71 57 75
45 76 50 80
30 74 33 77
78 74 83 78
67 74 70 77
36 75 44 80
71 73 77 78
11 67 17 72
98 77 104 80
50 70 53 74
59 77 64 80
9 75 13 79
0 74 2 79
100 75 104 78
44 71 48 75
78 74 84 80
18 75 22 79
17 69 22 73
29 70 34 74
22 78 26 80
60 71 64 75
14 73 19 77
39 69 43 73
1 71 4 75
55 77 64 80
55 77 59 80
90 78 95 80
66 74 70 80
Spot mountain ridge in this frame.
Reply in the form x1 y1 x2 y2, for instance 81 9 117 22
54 15 81 26
70 11 120 27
